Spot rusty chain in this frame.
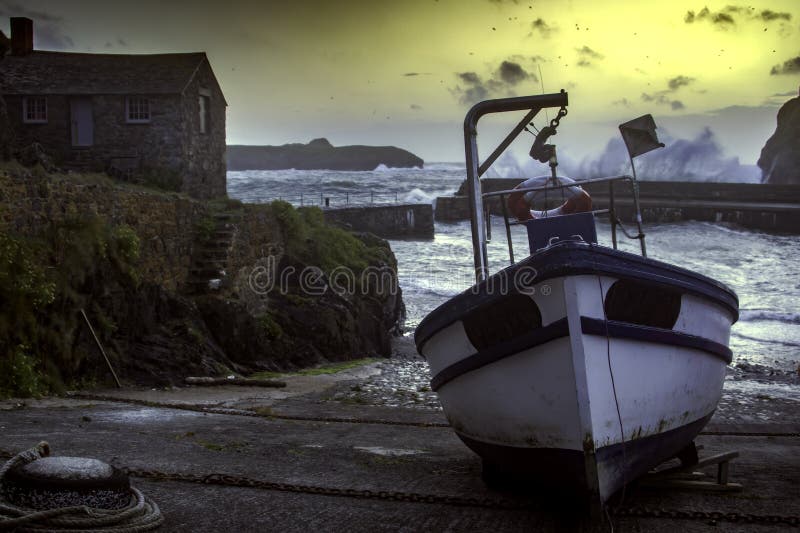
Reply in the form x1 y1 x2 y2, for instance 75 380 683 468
1 446 798 526
548 105 568 131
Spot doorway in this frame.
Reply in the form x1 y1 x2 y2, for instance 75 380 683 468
70 97 94 147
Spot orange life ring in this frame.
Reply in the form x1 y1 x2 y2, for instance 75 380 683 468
507 176 592 221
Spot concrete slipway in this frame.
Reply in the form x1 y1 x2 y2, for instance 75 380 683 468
1 343 798 532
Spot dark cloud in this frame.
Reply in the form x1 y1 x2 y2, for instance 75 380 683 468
410 104 423 111
0 2 74 50
770 55 800 75
575 46 603 67
530 18 556 38
641 90 685 111
403 72 419 77
759 10 791 22
684 7 736 27
451 59 537 105
0 1 62 22
667 75 695 91
453 72 488 104
772 90 799 97
497 60 529 85
576 46 603 59
34 23 74 49
458 71 481 84
507 53 546 65
684 5 792 29
103 37 129 49
612 98 631 107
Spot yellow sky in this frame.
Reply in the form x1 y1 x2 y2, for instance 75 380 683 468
2 0 799 162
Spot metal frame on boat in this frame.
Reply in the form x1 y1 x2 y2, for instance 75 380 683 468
415 91 739 506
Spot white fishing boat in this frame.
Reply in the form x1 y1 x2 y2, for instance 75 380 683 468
414 92 739 505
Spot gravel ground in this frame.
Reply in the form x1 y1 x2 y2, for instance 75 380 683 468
325 336 800 429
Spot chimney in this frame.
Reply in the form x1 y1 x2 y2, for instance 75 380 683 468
10 17 33 56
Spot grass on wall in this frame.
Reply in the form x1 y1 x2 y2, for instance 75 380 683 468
0 216 141 398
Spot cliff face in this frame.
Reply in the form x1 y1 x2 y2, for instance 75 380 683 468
0 163 404 394
227 138 424 171
758 91 800 185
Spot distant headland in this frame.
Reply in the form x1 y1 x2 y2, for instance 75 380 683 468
226 138 424 171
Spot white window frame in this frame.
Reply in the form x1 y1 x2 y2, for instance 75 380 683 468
126 97 151 123
23 96 48 123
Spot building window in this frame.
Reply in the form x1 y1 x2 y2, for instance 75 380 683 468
23 97 47 123
199 95 210 133
126 97 150 123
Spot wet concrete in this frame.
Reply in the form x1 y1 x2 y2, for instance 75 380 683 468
1 340 798 532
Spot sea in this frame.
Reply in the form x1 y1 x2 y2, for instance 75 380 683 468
227 164 800 402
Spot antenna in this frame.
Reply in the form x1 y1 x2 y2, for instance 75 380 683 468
538 64 549 123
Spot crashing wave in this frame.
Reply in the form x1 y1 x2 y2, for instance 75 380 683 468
739 309 800 325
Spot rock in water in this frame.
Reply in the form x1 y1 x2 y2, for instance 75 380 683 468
227 138 424 171
758 88 800 185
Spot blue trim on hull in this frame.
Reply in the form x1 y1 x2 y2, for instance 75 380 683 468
429 316 730 392
429 318 569 391
415 242 738 352
581 317 733 364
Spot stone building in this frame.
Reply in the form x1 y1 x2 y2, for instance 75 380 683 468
0 17 227 199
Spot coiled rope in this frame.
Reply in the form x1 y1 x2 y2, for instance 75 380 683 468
0 442 163 532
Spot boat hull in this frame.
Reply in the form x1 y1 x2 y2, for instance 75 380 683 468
415 243 737 502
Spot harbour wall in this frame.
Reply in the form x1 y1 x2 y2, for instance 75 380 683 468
324 203 434 238
435 180 800 233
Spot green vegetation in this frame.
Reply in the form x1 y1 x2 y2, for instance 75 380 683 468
193 215 216 244
250 357 379 380
0 216 141 398
139 166 182 192
208 196 244 212
257 313 283 340
268 201 391 274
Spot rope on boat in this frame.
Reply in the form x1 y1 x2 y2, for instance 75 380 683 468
0 442 163 532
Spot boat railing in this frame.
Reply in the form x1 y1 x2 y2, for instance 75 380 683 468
482 174 647 266
238 190 414 208
463 91 656 282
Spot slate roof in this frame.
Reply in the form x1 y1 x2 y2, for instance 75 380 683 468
0 51 214 96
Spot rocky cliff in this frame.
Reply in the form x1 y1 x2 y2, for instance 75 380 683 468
0 162 404 395
227 138 424 171
758 90 800 185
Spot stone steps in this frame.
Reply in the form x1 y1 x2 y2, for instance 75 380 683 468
185 210 239 295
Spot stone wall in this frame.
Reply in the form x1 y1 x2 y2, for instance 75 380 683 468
181 61 227 199
6 93 184 173
323 203 434 238
1 165 405 384
437 179 800 232
4 94 70 155
0 94 11 160
0 164 204 292
4 71 226 200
